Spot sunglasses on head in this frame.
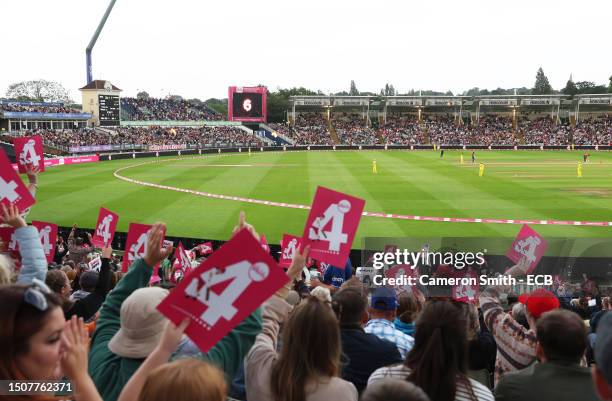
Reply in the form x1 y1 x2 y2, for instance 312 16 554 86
24 278 52 311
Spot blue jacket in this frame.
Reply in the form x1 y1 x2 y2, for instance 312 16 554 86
393 318 416 337
15 226 47 284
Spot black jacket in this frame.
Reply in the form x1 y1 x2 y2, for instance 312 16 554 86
339 324 403 393
65 258 113 321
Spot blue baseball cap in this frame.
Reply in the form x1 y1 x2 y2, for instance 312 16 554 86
371 287 397 311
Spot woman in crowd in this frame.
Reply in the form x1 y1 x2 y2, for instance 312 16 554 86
369 300 494 401
466 304 496 388
245 244 358 401
117 318 227 401
0 281 102 401
45 269 72 301
394 292 422 337
0 255 13 285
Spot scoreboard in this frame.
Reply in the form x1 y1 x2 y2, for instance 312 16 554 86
98 94 120 126
228 86 267 122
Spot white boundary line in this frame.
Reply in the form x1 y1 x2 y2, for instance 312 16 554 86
112 152 612 228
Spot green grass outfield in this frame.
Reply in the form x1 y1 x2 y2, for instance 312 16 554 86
26 150 612 246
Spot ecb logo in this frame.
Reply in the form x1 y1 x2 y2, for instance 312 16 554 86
243 99 252 112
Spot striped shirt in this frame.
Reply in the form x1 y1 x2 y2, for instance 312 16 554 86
368 364 494 401
479 288 537 385
364 319 414 358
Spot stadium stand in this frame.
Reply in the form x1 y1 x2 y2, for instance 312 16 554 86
9 126 263 150
120 97 222 121
287 112 333 145
333 113 378 145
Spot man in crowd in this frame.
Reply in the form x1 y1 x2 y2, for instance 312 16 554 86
67 224 94 265
495 309 599 401
480 258 560 384
311 259 353 293
364 287 414 358
592 313 612 400
332 286 403 393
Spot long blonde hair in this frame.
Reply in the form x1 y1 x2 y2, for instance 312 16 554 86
0 254 14 285
137 359 226 401
270 296 341 401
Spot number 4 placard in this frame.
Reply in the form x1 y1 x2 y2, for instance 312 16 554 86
157 228 289 352
301 186 365 267
31 221 58 264
506 224 548 274
92 207 119 248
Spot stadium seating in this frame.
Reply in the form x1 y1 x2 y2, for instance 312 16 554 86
0 102 83 114
120 97 222 121
13 126 263 149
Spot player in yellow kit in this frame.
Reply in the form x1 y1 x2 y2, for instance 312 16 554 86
577 162 583 178
479 163 485 177
372 160 378 174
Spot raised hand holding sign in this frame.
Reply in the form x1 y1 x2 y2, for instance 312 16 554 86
14 135 45 173
157 228 289 352
301 186 365 267
92 207 119 248
0 149 35 212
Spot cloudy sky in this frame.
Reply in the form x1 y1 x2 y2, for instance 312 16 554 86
1 0 610 101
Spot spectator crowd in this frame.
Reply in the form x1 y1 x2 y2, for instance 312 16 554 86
121 97 222 121
0 102 83 114
282 113 611 146
11 126 263 150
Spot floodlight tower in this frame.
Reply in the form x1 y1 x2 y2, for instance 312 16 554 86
85 0 117 84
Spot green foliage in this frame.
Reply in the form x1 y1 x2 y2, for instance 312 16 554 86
6 80 73 103
136 91 150 100
204 98 227 116
575 81 608 94
562 78 578 97
533 67 553 95
349 80 359 96
266 87 324 122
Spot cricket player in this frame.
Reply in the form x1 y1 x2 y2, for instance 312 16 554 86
440 148 444 158
577 162 583 178
479 163 485 177
460 153 464 165
372 160 378 174
471 151 476 164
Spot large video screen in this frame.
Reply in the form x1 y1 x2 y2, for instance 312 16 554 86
228 86 267 122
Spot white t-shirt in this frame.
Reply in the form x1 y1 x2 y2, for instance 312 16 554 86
369 364 494 401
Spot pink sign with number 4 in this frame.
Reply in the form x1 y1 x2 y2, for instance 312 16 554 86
301 186 365 267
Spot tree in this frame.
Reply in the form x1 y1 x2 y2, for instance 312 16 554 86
381 83 396 96
609 75 612 93
266 87 323 123
562 76 578 97
533 67 553 95
204 98 227 116
574 81 607 94
5 80 73 103
136 91 150 100
349 80 359 96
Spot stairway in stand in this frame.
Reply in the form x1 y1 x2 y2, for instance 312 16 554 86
421 123 430 144
328 119 341 145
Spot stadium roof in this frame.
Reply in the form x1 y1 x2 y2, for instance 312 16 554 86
79 80 122 91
